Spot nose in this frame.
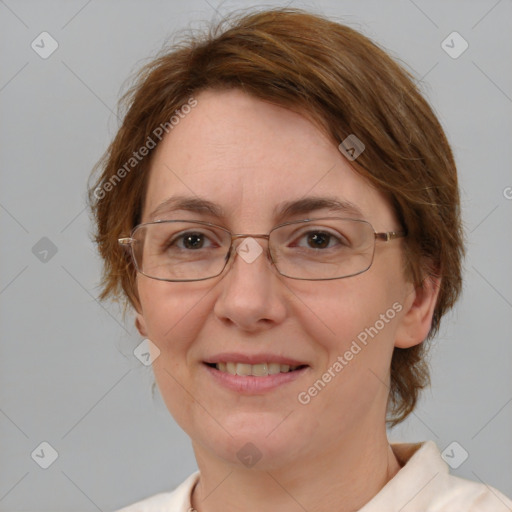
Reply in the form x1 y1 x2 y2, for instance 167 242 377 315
213 236 288 332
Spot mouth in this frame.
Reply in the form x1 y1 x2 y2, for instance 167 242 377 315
205 361 308 377
202 355 310 394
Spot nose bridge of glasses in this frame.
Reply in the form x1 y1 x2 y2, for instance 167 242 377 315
228 233 271 256
231 233 270 243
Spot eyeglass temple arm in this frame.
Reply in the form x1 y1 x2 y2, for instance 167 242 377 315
118 238 135 250
375 231 406 242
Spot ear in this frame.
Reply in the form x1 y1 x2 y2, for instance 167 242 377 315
135 311 148 338
394 274 441 348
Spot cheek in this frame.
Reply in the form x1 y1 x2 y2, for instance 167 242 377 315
297 277 398 343
138 278 209 348
296 275 403 390
137 279 213 429
296 280 403 415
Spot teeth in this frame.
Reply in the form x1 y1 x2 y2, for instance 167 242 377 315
236 363 252 376
268 363 281 375
214 362 300 376
252 363 268 376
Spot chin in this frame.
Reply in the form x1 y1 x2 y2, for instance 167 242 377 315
192 411 314 470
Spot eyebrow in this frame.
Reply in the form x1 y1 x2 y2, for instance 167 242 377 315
148 195 365 223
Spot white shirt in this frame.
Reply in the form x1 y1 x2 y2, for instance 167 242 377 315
116 440 512 511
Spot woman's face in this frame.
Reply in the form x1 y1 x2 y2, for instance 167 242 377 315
135 88 421 469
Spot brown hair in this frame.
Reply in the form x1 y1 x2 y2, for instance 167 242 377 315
88 7 464 427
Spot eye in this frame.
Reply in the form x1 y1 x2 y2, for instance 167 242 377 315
171 231 216 250
292 228 348 250
304 231 335 249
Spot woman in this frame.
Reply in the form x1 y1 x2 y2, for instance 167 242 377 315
89 8 512 512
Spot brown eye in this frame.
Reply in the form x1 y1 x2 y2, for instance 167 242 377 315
306 232 332 249
180 233 206 249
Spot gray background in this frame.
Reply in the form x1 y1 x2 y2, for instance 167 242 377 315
1 0 511 510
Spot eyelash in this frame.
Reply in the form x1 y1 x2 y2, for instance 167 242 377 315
165 228 347 251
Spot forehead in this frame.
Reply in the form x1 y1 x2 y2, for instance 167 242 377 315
142 89 396 229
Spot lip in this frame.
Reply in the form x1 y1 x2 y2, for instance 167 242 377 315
203 352 307 366
203 363 309 394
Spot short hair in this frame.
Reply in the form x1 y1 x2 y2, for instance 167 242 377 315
88 8 464 427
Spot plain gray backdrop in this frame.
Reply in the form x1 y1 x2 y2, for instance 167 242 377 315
1 0 511 511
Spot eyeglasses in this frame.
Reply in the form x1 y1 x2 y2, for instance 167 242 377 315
118 218 406 282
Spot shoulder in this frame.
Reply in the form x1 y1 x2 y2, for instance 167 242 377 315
115 471 200 512
361 440 512 511
435 472 512 511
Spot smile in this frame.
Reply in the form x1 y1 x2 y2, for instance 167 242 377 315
211 362 304 376
204 362 309 394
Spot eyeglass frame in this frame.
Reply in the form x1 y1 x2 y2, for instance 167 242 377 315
118 217 407 282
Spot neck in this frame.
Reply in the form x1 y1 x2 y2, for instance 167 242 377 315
191 431 402 512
